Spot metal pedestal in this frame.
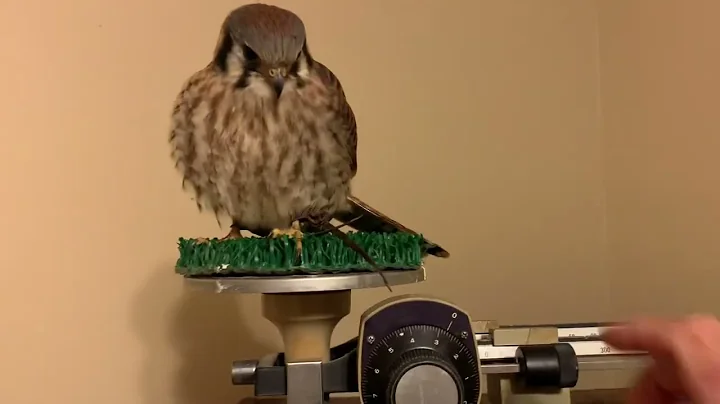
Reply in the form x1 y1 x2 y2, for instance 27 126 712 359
185 268 426 404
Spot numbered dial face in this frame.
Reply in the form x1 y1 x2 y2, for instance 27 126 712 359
360 324 481 404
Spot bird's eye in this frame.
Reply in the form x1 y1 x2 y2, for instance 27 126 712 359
268 69 276 77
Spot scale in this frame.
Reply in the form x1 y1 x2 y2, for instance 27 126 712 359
186 268 649 404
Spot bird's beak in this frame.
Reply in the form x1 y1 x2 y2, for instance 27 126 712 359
272 77 285 97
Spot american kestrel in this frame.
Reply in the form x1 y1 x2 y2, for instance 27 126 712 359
169 4 448 271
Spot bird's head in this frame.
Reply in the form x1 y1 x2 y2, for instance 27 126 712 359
213 4 313 98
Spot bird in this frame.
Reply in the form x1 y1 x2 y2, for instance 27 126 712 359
169 3 449 280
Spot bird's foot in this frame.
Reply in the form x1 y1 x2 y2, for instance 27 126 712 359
194 224 244 244
269 220 304 259
220 225 244 241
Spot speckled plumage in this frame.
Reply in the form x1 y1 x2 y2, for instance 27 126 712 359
169 3 449 260
170 4 356 234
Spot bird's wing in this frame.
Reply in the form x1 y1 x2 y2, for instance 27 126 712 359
312 61 358 177
169 67 225 218
311 63 449 259
169 70 204 201
335 195 450 258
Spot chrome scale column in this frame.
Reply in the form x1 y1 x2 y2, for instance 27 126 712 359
187 268 427 404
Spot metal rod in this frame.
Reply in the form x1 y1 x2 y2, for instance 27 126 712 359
481 355 650 375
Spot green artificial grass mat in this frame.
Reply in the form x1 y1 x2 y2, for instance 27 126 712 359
175 231 425 277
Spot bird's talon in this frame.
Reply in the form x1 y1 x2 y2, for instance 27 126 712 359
269 221 304 260
220 226 244 241
195 225 243 244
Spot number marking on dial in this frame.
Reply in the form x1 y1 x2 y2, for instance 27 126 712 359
360 324 481 404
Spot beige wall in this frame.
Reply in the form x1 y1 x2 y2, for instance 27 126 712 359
599 0 720 316
0 0 716 403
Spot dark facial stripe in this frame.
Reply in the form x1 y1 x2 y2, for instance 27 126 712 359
213 33 233 71
301 41 314 68
235 73 251 89
242 44 261 70
236 44 261 89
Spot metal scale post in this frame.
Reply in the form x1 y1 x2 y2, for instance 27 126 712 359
186 268 427 404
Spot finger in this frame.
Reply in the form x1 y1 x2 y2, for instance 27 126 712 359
602 318 686 394
601 317 676 355
605 315 720 403
669 315 720 404
626 368 675 404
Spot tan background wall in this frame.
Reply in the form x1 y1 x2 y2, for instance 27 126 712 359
0 0 715 403
599 0 720 315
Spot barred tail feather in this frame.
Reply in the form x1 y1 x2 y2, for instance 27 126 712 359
334 195 450 258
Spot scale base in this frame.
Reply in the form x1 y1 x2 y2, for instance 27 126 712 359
228 298 647 404
186 269 426 404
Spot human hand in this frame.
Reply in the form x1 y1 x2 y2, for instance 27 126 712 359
602 315 720 403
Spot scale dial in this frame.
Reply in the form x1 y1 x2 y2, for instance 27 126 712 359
360 324 481 404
